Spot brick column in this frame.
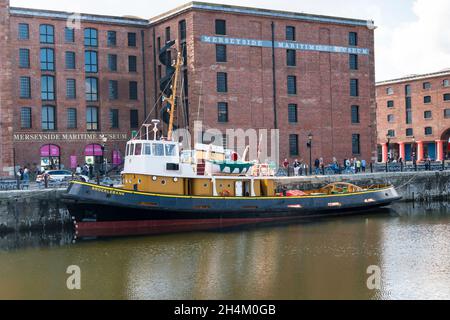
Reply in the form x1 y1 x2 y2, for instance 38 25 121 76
398 142 406 161
381 143 388 163
417 141 424 162
0 0 14 176
435 140 445 162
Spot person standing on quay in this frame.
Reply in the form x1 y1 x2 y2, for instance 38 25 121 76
293 159 301 176
319 158 325 175
282 159 290 176
89 164 94 179
23 167 30 184
356 159 362 173
314 158 320 175
76 164 82 176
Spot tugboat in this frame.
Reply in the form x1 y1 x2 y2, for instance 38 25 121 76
63 45 401 238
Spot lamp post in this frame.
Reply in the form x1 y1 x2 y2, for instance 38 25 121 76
100 135 108 176
386 133 391 172
307 133 313 175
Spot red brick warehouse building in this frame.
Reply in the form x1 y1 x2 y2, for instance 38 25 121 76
0 0 377 176
0 0 150 175
376 70 450 163
149 2 377 165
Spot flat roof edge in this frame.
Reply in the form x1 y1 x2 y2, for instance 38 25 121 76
10 7 149 26
150 1 373 27
9 2 373 28
376 70 450 86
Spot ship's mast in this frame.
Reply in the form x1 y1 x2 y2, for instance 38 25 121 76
167 51 183 141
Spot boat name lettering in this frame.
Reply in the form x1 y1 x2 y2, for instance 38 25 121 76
92 187 125 196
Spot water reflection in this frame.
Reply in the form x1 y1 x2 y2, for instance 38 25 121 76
380 202 450 300
0 202 449 300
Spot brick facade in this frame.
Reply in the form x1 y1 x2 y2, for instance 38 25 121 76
150 3 376 165
6 4 149 173
376 70 450 162
0 0 14 175
0 1 376 176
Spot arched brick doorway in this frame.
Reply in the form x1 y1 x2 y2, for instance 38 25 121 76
441 129 450 160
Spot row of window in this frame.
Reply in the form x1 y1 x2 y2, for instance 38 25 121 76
215 103 361 125
215 72 360 97
18 23 138 47
386 94 450 107
386 79 450 95
388 109 450 122
20 107 140 131
19 48 139 73
19 76 139 101
387 127 434 138
289 134 361 156
213 19 359 72
214 43 359 70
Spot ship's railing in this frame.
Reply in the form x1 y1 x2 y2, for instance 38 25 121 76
276 161 450 177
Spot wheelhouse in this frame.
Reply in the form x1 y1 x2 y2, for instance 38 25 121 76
125 141 179 159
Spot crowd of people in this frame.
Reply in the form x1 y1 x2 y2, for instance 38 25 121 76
16 166 31 183
282 157 368 176
75 163 95 178
14 163 97 183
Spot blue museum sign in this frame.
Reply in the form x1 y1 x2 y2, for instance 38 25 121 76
201 35 370 55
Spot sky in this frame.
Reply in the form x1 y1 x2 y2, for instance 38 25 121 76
10 0 450 81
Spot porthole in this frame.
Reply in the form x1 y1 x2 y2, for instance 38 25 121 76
152 176 157 181
161 180 167 185
203 184 208 188
173 177 179 182
138 179 142 184
219 184 223 188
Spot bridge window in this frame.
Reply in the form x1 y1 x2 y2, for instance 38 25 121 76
143 144 152 155
152 143 164 156
135 143 142 155
165 144 177 156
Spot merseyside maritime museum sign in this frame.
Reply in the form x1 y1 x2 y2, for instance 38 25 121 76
201 35 370 55
13 132 129 142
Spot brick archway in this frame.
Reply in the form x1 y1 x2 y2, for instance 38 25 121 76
441 129 450 160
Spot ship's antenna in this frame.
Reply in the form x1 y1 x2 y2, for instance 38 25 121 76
143 124 152 140
167 51 183 141
152 119 160 141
